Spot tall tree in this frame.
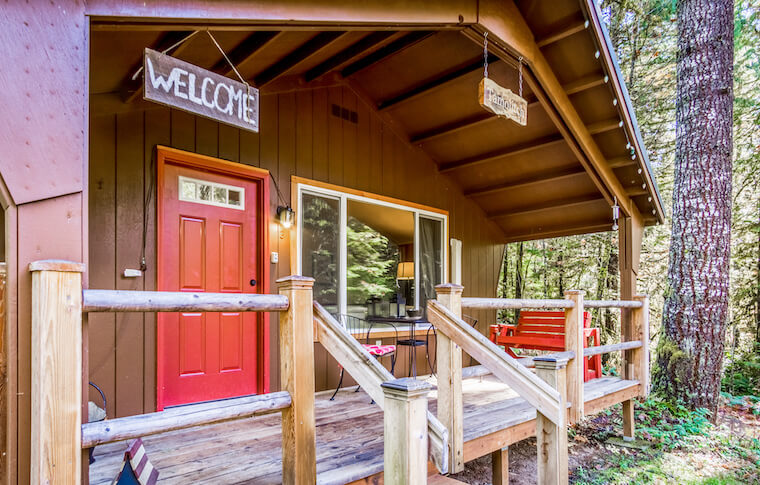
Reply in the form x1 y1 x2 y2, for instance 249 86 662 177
653 0 734 412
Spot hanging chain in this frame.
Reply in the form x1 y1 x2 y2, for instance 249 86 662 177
518 56 523 97
483 32 489 79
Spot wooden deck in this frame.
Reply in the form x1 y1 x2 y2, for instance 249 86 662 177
89 375 638 484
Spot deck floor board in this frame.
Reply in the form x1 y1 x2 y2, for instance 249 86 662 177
89 375 637 484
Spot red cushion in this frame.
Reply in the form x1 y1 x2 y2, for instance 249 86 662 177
362 344 396 356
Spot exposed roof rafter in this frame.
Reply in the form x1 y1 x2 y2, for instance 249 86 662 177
536 19 587 48
465 167 588 198
439 135 565 174
210 31 282 76
488 195 605 220
303 31 396 82
254 31 345 88
341 31 435 78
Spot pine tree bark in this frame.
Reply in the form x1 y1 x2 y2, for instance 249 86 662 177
653 0 734 413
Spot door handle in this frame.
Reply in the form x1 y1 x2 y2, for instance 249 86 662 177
250 279 257 287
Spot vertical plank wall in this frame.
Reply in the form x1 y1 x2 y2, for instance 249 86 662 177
89 87 505 417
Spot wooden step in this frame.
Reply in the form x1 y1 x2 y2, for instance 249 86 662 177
428 474 468 484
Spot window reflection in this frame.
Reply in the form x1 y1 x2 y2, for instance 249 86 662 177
301 193 340 314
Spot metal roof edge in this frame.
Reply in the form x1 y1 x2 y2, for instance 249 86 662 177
581 0 666 224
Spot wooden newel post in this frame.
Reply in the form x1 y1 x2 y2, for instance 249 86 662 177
563 290 584 424
30 260 86 485
433 283 464 473
277 275 316 485
381 378 432 485
633 295 650 398
534 356 569 485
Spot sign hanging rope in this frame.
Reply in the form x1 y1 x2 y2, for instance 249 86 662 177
478 31 528 126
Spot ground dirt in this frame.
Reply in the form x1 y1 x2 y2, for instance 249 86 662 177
449 399 760 484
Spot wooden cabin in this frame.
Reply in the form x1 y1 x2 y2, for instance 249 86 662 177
0 1 664 483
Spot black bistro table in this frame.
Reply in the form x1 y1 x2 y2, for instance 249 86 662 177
367 315 429 378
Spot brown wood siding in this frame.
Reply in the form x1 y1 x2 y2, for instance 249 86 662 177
89 86 504 417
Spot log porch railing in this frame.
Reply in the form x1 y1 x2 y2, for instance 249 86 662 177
428 285 650 484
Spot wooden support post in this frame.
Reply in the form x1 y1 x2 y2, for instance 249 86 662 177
277 275 316 485
381 377 432 485
633 295 650 398
434 283 464 473
491 446 509 485
563 290 584 423
30 260 85 485
534 356 569 485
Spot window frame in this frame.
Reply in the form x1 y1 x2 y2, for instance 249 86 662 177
295 179 448 318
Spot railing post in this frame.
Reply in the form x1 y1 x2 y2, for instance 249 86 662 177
563 290 584 423
633 295 650 398
434 283 464 473
534 356 569 485
381 378 432 485
277 275 316 485
30 260 85 485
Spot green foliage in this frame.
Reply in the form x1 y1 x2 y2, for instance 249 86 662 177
722 356 760 397
346 217 398 303
635 397 712 449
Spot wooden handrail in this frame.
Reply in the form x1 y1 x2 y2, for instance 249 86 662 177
461 297 574 310
427 300 563 425
583 340 642 357
81 391 291 448
312 302 449 474
584 299 643 309
82 289 289 313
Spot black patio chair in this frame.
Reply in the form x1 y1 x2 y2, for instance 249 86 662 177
329 313 398 401
425 313 479 373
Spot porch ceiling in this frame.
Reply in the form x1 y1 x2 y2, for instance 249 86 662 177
90 0 662 243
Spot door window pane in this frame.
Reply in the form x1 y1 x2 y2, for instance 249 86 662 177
301 193 340 314
419 216 443 317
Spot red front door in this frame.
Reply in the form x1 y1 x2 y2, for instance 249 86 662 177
157 154 265 410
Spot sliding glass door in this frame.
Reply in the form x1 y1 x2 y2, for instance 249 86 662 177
297 182 447 319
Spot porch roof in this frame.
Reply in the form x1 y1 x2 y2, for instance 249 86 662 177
90 0 663 243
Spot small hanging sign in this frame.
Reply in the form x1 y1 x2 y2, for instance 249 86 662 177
143 48 259 133
478 77 528 126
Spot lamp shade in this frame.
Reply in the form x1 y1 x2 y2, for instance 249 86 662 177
396 261 414 280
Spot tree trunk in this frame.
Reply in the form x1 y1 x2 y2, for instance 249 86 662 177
515 242 524 324
653 0 734 414
756 201 760 348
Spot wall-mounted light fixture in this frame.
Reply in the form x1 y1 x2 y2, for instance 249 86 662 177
277 206 295 228
611 197 620 231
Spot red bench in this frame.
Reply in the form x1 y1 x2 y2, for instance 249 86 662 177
489 311 602 382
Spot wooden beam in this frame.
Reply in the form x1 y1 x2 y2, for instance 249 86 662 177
464 167 586 198
382 379 432 485
411 97 540 144
563 291 584 424
492 447 509 485
439 134 565 174
625 186 648 196
435 284 464 473
254 31 345 87
81 392 291 448
83 289 289 313
536 20 587 48
378 55 499 111
588 118 623 135
278 276 316 485
563 74 606 95
304 31 396 82
210 31 281 75
121 31 195 103
341 31 435 78
609 156 635 169
534 357 569 485
488 196 605 220
30 261 85 484
503 222 613 243
632 295 650 398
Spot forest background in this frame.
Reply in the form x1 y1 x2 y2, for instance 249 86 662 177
497 0 760 394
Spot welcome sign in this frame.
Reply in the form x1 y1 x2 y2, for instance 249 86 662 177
479 77 527 126
143 48 259 133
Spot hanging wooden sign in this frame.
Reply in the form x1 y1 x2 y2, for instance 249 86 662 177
143 48 259 133
479 77 527 126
